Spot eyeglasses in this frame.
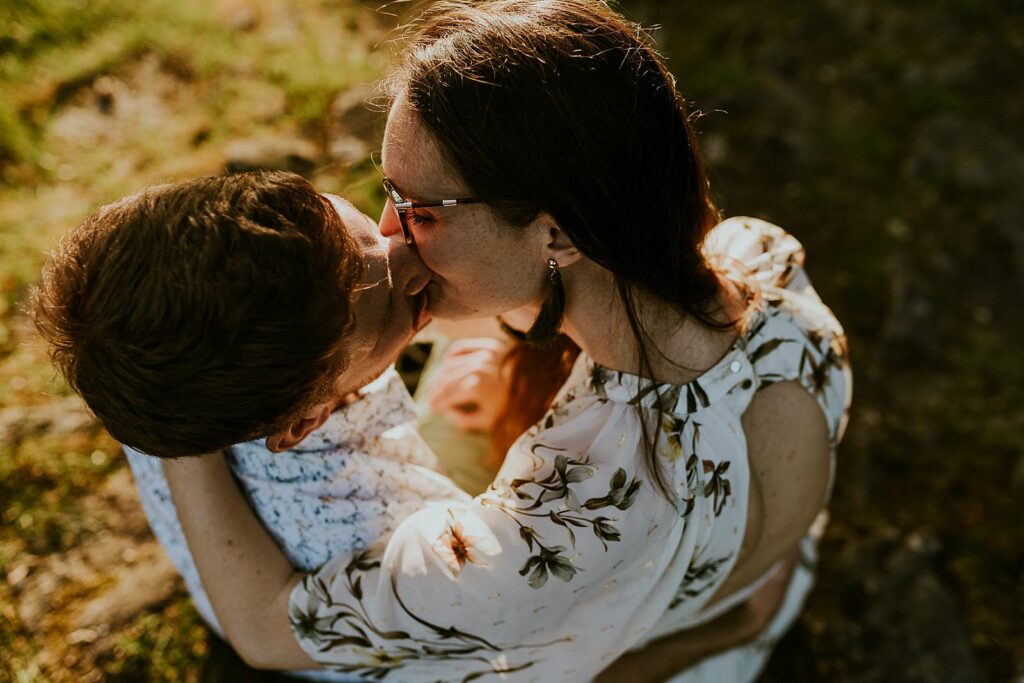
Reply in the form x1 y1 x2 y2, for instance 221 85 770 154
382 176 482 247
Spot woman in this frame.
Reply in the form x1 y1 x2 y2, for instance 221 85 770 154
166 1 851 680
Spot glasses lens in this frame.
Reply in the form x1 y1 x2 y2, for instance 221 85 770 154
398 207 413 246
383 178 415 247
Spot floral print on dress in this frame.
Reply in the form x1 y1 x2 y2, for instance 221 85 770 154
288 217 852 682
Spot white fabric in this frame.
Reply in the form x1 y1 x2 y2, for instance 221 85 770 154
288 217 853 682
665 531 822 683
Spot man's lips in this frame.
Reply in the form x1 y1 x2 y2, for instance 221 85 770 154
412 287 432 332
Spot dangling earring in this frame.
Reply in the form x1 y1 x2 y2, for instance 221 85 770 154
526 258 566 347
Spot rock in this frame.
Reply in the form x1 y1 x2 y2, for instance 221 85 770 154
79 467 150 537
13 469 158 630
224 137 319 175
827 532 986 683
328 135 370 168
15 532 130 630
331 84 384 141
0 395 96 445
70 541 179 629
217 0 260 31
17 536 171 623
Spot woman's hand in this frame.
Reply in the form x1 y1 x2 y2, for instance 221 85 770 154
428 338 510 432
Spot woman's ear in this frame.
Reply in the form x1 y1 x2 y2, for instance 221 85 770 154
539 216 582 268
265 402 333 453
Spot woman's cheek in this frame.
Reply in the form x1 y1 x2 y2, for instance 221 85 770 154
421 242 466 283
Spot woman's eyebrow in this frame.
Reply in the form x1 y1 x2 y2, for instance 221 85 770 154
385 170 460 202
409 182 468 203
386 176 424 201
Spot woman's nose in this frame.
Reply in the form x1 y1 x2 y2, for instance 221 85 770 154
379 202 403 239
387 233 431 295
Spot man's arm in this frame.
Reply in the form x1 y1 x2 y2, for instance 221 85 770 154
165 449 796 676
162 452 316 670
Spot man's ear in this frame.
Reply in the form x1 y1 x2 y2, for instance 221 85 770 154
265 402 333 453
539 216 582 268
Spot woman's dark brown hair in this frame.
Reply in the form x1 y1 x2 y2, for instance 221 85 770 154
389 0 728 496
30 171 362 457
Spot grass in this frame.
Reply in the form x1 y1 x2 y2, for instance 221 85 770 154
1 0 1022 679
0 0 391 678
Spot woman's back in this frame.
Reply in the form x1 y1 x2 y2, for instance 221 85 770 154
635 216 851 643
713 378 832 605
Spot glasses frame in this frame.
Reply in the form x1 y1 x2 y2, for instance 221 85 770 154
382 177 482 247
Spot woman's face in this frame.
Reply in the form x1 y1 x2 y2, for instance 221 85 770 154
380 96 549 321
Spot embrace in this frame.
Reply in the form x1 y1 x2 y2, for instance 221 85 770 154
30 1 851 681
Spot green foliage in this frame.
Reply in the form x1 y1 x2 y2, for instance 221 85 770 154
100 599 209 682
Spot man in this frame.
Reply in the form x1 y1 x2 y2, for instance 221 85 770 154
31 171 788 680
31 170 470 681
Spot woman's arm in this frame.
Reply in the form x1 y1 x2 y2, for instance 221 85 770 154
162 453 317 670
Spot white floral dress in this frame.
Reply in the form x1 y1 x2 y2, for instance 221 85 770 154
288 217 852 683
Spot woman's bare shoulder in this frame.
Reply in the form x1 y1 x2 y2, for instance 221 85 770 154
743 379 831 540
717 379 831 596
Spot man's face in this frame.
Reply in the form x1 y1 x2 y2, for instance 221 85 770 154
324 195 432 397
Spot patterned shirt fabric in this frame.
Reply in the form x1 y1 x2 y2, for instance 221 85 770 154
287 217 852 683
125 369 469 682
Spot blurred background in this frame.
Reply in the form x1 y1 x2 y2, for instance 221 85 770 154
0 0 1021 680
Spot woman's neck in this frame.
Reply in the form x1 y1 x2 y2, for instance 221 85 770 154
561 261 744 384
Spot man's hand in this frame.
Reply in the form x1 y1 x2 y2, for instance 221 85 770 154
428 338 510 432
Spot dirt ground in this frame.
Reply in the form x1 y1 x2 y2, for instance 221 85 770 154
1 0 1021 681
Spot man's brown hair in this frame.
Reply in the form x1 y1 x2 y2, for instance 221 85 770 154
30 171 363 457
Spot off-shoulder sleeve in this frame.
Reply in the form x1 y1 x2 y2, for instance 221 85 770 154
288 397 655 682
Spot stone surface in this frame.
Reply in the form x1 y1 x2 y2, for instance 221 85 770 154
217 0 261 31
12 468 172 633
78 467 151 537
823 532 985 683
224 137 319 174
328 134 370 168
0 395 96 445
70 541 179 629
331 83 382 141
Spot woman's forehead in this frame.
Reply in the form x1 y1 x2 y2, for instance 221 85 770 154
381 98 465 198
